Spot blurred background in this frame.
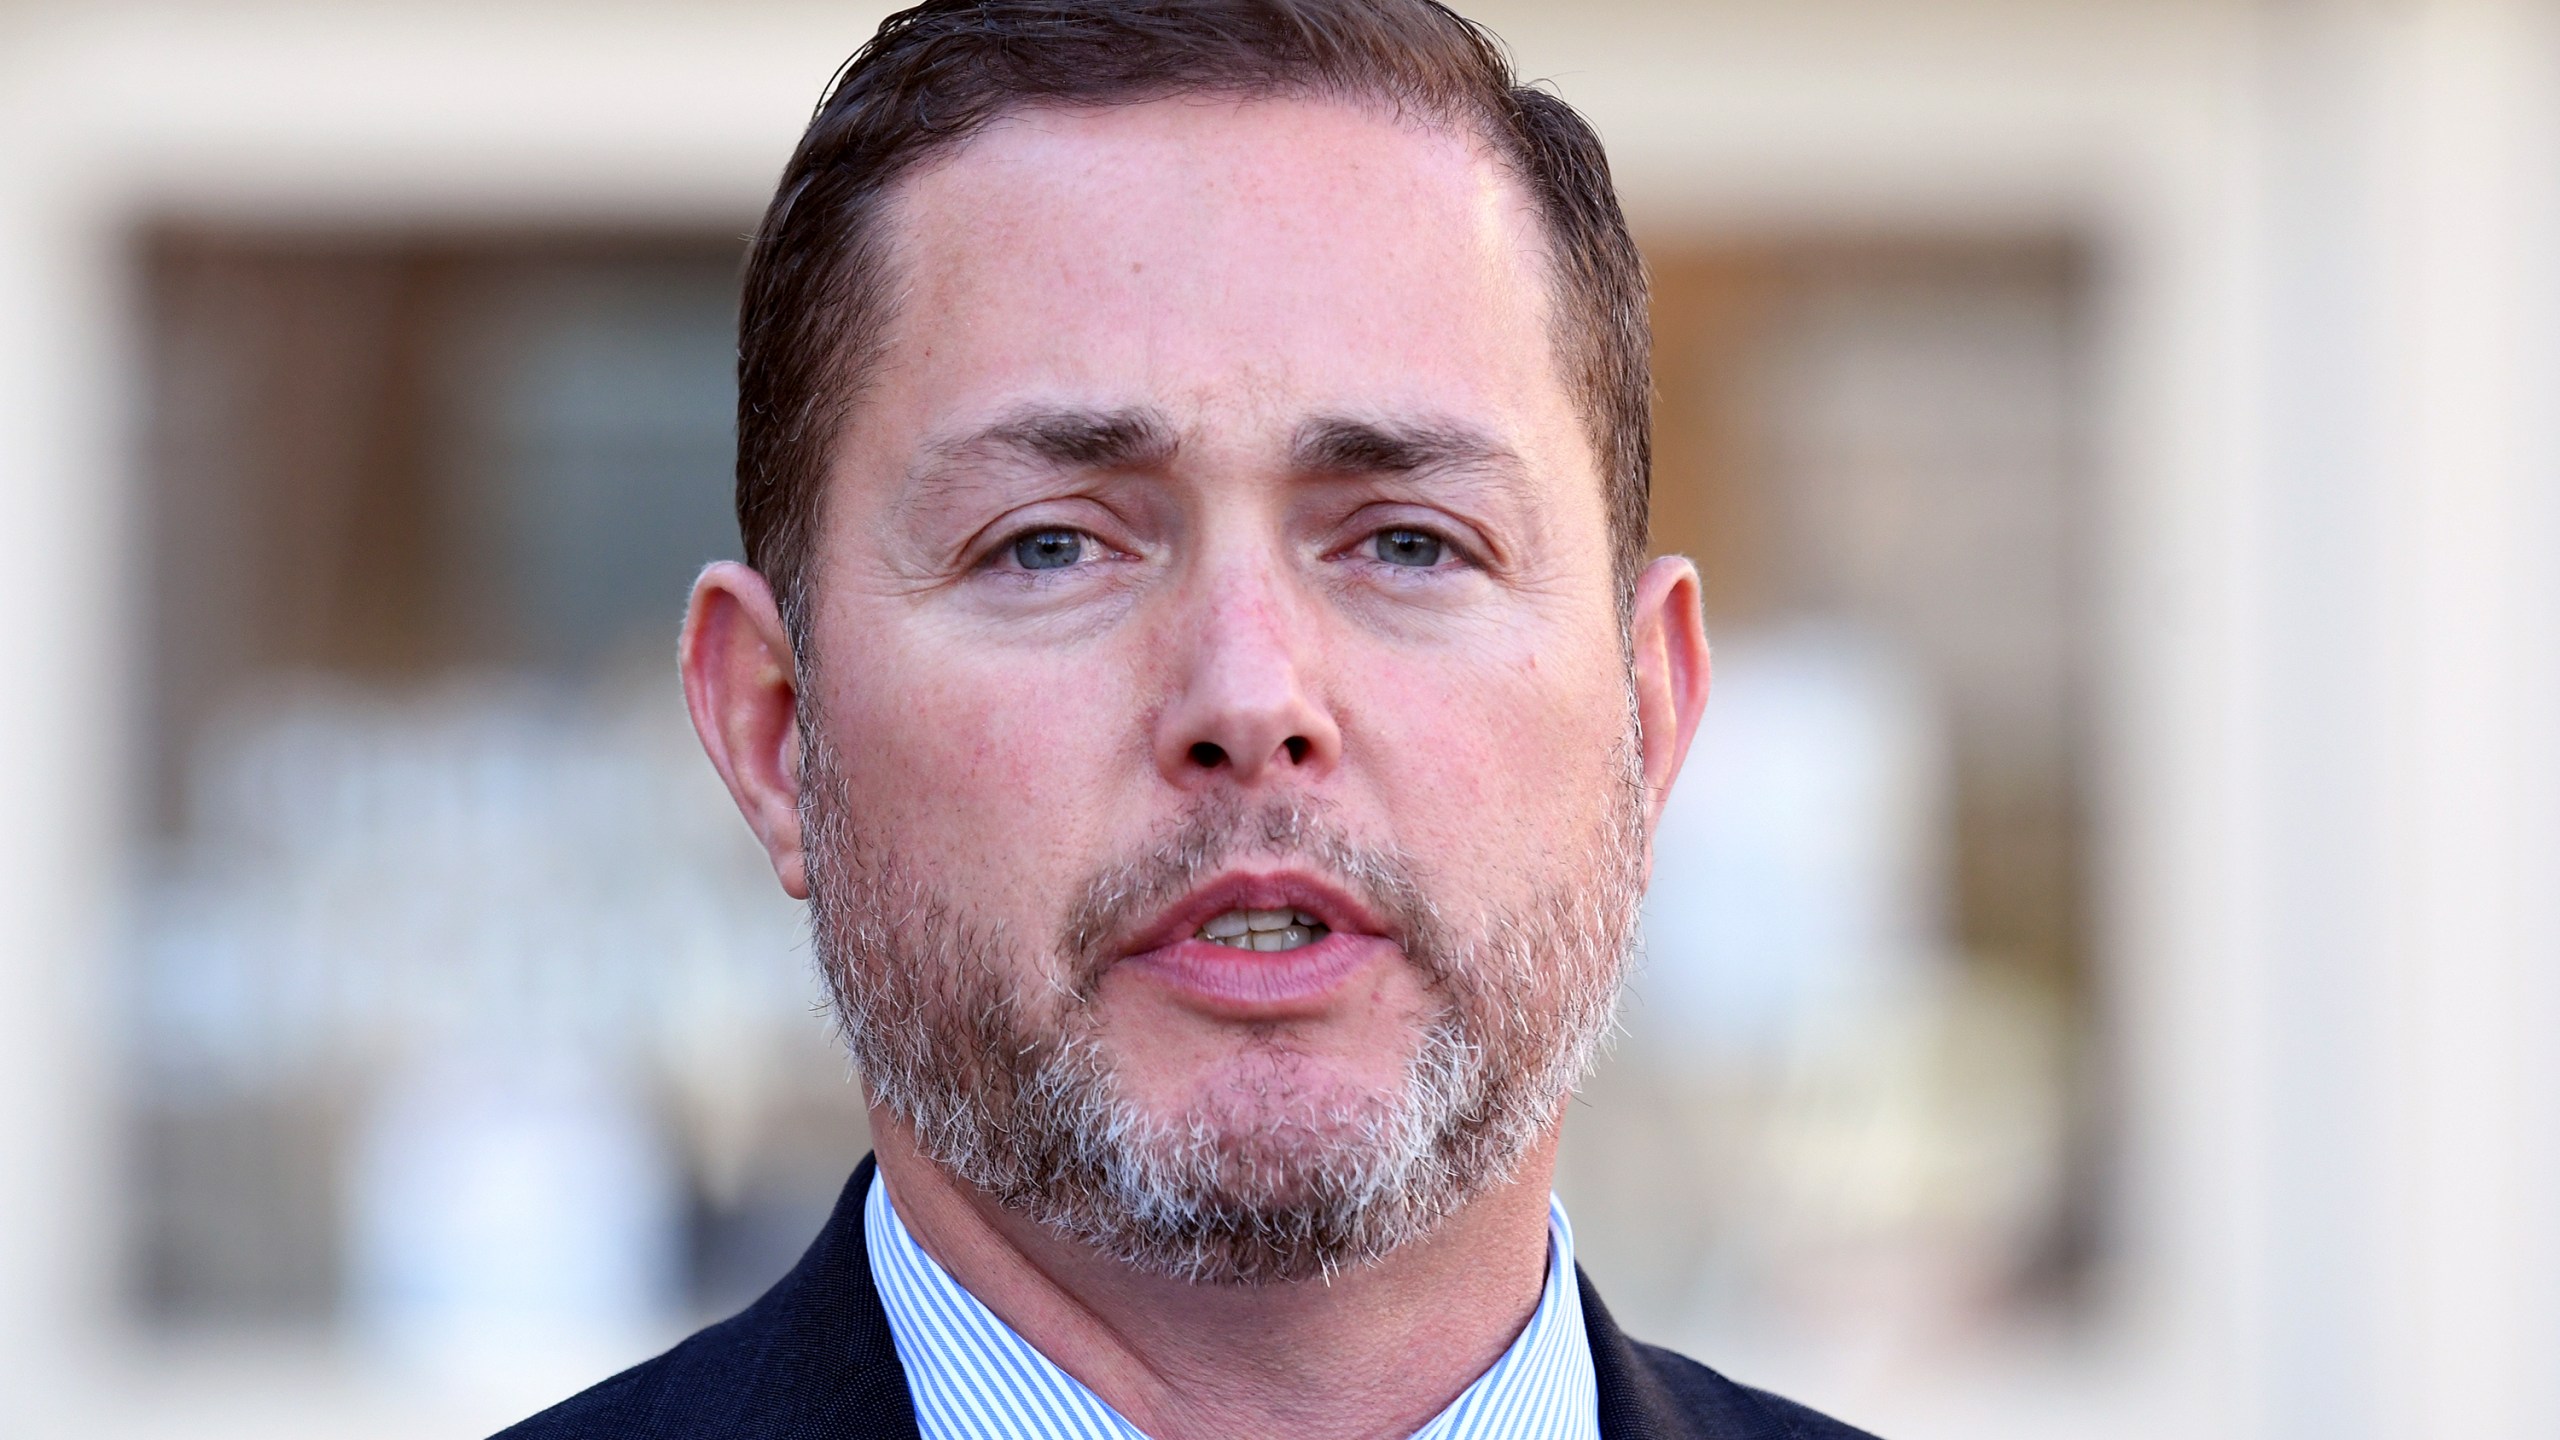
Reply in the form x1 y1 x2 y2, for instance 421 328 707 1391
1 1 2555 1436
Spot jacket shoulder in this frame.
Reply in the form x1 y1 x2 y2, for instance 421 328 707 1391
1623 1338 1885 1440
492 1305 779 1439
1580 1266 1881 1439
490 1157 919 1440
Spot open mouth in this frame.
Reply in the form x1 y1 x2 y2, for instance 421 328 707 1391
1194 908 1333 953
1113 872 1389 1012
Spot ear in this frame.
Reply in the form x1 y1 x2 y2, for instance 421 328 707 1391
680 561 811 899
1628 554 1712 832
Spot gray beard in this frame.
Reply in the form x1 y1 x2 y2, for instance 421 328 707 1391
801 738 1645 1286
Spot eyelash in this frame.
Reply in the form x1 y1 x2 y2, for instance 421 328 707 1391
1346 517 1481 579
1369 525 1452 568
997 526 1092 572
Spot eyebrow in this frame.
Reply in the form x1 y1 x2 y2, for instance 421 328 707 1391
1288 414 1529 489
913 405 1181 484
904 406 1528 499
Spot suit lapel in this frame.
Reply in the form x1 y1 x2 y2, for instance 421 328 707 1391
1584 1266 1844 1440
1583 1266 1712 1440
739 1154 925 1438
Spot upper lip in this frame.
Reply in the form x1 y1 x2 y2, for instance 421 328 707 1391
1118 869 1390 957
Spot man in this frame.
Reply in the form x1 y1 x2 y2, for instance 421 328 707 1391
505 1 1875 1436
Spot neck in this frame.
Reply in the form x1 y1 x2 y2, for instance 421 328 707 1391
869 1114 1563 1440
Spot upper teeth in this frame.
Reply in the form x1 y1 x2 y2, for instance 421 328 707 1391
1198 908 1329 951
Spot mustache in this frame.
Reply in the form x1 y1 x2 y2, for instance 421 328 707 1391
1055 794 1448 992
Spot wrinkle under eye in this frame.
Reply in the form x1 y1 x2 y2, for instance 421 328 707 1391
1012 529 1087 570
1373 528 1444 568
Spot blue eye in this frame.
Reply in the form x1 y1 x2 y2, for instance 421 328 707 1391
1010 529 1088 570
1373 528 1445 568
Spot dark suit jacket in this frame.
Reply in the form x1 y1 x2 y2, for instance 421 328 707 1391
497 1156 1879 1439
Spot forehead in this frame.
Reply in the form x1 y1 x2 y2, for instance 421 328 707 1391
861 94 1586 468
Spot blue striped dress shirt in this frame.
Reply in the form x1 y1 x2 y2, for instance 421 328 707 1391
865 1171 1601 1439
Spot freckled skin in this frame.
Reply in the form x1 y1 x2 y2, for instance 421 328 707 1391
682 95 1712 1440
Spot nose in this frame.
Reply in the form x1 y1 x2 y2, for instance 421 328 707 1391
1151 567 1341 790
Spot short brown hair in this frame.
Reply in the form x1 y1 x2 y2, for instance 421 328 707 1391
736 0 1650 635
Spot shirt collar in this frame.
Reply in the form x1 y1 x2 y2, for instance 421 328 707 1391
865 1169 1599 1440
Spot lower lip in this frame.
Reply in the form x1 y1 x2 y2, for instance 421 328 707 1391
1119 932 1395 1010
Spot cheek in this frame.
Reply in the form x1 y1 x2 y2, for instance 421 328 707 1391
810 636 1140 892
1343 641 1627 895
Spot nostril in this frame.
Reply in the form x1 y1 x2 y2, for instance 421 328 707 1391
1283 736 1310 764
1188 741 1228 769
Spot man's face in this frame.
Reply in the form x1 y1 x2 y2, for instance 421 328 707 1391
767 96 1663 1277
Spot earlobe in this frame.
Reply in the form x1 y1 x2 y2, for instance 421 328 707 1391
1628 555 1712 831
679 561 814 899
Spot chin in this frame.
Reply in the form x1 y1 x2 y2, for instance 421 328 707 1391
1136 1039 1416 1162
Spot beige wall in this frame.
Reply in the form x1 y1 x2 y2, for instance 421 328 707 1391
1 2 2554 1436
